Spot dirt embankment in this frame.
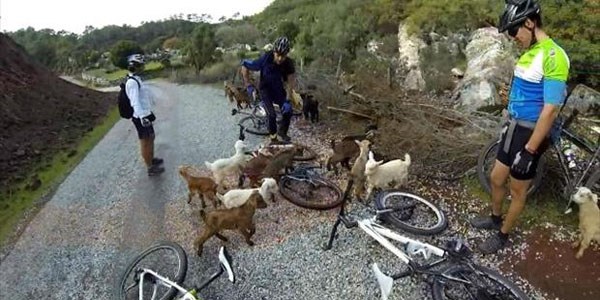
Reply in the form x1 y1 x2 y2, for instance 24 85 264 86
0 33 114 193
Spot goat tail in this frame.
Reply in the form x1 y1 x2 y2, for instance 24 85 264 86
404 153 411 165
204 161 212 170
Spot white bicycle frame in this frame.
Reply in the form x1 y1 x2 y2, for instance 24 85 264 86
357 217 447 300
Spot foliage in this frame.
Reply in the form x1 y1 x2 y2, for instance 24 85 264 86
215 23 261 48
276 20 300 42
185 23 218 73
109 40 144 69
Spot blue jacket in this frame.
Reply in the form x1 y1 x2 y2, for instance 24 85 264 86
241 51 295 101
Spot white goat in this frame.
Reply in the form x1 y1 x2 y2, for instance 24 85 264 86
205 140 249 187
364 151 411 198
217 178 278 209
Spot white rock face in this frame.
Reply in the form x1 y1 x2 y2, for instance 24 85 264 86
397 23 426 91
453 27 516 111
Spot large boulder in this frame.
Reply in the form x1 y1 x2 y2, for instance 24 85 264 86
453 27 516 111
397 23 426 91
565 84 600 116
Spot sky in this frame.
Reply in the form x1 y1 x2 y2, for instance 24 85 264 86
0 0 274 34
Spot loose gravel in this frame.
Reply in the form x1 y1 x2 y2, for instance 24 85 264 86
0 81 556 300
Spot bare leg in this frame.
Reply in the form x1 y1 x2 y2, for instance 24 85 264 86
490 160 511 216
501 177 531 234
139 139 153 167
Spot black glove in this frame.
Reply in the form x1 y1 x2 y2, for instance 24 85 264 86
511 149 535 175
141 116 152 127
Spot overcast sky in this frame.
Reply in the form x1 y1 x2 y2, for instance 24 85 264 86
0 0 274 34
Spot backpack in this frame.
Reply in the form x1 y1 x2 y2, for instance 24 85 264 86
117 75 140 119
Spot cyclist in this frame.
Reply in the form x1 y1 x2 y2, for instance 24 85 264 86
126 54 164 176
240 36 297 143
470 0 570 254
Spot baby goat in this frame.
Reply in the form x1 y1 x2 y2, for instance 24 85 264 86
194 190 267 256
365 151 411 199
326 125 379 174
571 187 600 259
205 140 249 188
350 140 371 200
218 177 278 209
178 165 218 208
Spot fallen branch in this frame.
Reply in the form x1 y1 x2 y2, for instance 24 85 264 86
327 106 375 120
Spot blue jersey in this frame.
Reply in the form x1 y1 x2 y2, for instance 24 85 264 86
241 51 295 101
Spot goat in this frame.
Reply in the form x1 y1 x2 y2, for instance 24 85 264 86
350 140 371 200
224 81 252 110
300 92 319 123
178 165 219 208
194 190 267 256
365 151 411 199
217 177 278 209
326 124 379 174
205 140 249 188
240 145 296 187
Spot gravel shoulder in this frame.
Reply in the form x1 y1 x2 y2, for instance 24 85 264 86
0 81 571 300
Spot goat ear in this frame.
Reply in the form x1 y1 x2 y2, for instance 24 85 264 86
368 151 374 160
592 193 598 204
354 140 360 146
375 160 383 166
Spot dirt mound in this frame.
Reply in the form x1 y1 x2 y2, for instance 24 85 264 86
0 33 114 192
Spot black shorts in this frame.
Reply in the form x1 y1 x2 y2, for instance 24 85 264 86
496 122 549 180
132 117 155 140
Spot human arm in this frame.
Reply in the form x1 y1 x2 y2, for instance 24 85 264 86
240 53 267 87
125 78 151 118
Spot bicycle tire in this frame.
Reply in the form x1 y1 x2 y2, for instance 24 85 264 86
585 169 600 194
115 241 188 300
293 144 317 161
476 139 544 196
239 115 270 136
279 176 344 210
432 264 528 300
374 190 447 235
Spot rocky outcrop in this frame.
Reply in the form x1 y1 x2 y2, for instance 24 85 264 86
565 84 600 116
397 23 426 91
453 27 516 111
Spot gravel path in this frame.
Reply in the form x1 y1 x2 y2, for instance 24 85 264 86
0 81 549 300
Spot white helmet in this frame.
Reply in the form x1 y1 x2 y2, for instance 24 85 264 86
127 54 145 65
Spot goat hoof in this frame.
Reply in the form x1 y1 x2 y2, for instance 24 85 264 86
196 249 203 257
248 241 255 246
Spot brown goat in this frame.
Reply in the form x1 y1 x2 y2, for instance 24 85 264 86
239 153 272 188
224 81 252 110
194 191 267 256
178 165 219 208
350 140 371 200
262 146 297 182
240 146 296 187
326 139 359 175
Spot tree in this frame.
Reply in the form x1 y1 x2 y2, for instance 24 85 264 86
276 20 300 42
185 23 217 73
110 40 144 69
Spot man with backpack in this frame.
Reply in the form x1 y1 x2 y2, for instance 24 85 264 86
122 54 164 176
240 36 296 143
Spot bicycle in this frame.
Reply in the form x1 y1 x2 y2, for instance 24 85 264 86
115 241 235 300
323 181 527 300
278 163 344 210
236 124 317 162
477 109 600 213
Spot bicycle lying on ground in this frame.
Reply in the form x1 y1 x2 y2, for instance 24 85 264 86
323 181 526 300
477 109 599 213
115 241 235 300
236 124 317 162
278 163 344 210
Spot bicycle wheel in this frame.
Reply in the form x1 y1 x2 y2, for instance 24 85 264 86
375 190 447 235
239 115 270 136
115 241 188 300
476 139 544 196
279 176 343 210
432 264 528 300
293 144 317 161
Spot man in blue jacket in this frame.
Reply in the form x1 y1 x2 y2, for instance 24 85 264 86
241 36 296 142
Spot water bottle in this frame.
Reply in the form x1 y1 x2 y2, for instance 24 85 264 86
562 142 577 169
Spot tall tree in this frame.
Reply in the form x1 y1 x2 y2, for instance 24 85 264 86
185 23 217 73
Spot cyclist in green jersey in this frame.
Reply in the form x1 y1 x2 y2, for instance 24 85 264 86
470 0 570 254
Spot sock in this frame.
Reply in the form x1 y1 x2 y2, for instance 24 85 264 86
497 231 509 241
491 214 502 224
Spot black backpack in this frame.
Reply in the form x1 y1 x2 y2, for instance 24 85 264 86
117 75 140 119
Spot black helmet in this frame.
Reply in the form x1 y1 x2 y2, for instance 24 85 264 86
498 0 541 33
273 36 290 55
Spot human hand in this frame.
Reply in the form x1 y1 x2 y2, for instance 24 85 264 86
511 148 535 175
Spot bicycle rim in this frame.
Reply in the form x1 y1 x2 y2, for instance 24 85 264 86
239 116 269 136
279 177 343 210
375 190 447 235
476 139 544 196
432 264 527 300
115 241 188 300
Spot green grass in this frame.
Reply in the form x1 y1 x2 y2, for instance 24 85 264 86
461 175 578 231
0 107 121 246
85 61 164 82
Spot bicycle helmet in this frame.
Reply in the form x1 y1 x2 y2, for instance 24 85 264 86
498 0 541 33
127 53 145 66
273 36 290 55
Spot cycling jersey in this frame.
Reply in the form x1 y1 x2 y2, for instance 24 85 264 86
508 38 570 122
